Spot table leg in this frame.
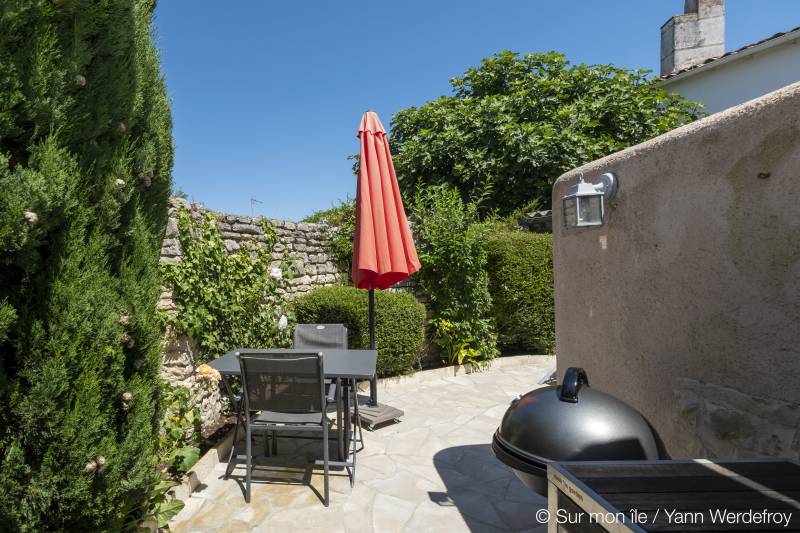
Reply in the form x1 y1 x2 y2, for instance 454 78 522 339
221 374 240 478
336 378 344 462
343 378 352 459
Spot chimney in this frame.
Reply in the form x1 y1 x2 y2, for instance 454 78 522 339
661 0 725 76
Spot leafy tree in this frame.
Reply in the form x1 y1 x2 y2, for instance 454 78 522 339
0 1 173 529
391 51 703 214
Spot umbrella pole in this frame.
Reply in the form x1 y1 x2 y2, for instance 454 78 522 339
368 289 378 406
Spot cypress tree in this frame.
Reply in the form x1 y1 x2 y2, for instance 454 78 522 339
0 1 173 530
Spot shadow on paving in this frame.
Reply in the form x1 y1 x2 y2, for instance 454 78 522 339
223 430 350 505
431 444 547 532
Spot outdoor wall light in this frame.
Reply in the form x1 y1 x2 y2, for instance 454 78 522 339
562 172 618 228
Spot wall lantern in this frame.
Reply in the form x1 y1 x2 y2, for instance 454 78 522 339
562 172 618 228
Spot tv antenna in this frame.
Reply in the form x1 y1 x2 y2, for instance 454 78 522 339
250 196 263 216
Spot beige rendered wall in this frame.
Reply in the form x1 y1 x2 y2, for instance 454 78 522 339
552 82 800 459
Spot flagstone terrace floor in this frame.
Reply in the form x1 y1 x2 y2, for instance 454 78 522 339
171 355 553 533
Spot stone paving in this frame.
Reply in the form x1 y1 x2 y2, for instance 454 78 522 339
171 355 553 533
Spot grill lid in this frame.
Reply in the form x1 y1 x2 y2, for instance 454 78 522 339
496 367 663 464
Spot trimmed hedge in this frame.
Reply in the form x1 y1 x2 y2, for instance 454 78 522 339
292 286 426 377
486 231 554 353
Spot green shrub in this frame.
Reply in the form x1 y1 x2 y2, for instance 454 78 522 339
0 1 173 529
293 286 425 377
158 384 202 474
486 231 554 353
410 185 499 363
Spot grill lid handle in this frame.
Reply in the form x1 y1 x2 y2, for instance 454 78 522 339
559 367 589 403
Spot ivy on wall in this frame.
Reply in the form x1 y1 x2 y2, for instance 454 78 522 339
161 209 294 361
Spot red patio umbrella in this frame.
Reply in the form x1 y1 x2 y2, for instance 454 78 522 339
352 111 420 406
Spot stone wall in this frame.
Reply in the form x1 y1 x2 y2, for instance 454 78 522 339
159 198 341 311
158 198 344 427
553 82 800 459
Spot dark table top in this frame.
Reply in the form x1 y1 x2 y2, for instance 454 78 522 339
207 348 378 380
549 460 800 532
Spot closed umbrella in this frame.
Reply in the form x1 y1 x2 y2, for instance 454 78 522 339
352 111 420 412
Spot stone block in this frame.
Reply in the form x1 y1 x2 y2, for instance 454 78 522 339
294 275 312 286
165 217 179 237
219 231 244 240
161 239 180 257
231 223 260 235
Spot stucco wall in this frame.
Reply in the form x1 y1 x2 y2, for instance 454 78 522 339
661 36 800 115
553 82 800 459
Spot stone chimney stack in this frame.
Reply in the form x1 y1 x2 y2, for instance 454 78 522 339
661 0 725 76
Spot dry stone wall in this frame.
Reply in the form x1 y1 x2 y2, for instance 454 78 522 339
159 198 342 311
158 198 344 427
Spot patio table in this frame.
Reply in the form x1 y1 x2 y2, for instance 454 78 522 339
208 348 377 462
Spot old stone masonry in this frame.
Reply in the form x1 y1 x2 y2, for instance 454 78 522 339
158 198 344 427
159 197 341 307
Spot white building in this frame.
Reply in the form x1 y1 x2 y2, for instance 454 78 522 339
659 0 800 115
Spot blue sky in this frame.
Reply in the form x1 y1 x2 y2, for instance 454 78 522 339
153 1 800 221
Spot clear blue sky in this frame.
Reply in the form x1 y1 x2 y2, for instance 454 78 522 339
153 1 800 221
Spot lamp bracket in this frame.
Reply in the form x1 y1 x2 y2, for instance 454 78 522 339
596 172 618 199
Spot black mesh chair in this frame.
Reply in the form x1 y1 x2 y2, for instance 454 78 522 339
293 323 348 350
293 324 364 455
231 350 335 505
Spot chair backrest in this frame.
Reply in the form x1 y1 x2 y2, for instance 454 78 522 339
237 350 324 413
293 323 348 350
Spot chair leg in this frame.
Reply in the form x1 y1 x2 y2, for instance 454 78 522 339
323 420 330 507
350 379 358 487
225 413 240 479
245 424 252 503
336 378 343 460
352 379 364 451
271 430 277 455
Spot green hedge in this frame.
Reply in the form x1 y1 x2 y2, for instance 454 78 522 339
293 286 425 377
486 231 554 353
